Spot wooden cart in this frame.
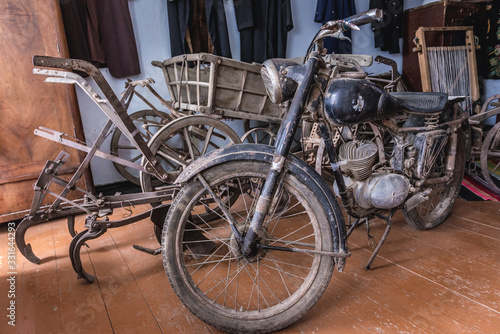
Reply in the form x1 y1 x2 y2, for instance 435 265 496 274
111 53 288 185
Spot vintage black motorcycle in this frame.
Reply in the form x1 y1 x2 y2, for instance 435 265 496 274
159 9 470 333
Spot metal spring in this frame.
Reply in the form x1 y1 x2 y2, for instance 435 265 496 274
424 114 440 128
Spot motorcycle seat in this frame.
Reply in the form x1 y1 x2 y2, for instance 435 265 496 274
390 92 448 114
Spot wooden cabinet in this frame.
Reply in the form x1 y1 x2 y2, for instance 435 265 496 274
0 0 91 223
403 0 486 92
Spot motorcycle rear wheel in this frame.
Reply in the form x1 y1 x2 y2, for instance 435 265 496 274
162 161 335 333
403 131 465 230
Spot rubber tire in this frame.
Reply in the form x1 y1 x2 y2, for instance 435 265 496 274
162 160 335 333
403 131 466 230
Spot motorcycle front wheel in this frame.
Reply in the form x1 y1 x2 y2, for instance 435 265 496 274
162 160 335 333
403 131 466 230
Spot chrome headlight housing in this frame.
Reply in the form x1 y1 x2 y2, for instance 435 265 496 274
261 59 299 104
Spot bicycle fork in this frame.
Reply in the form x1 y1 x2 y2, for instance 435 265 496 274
241 55 319 257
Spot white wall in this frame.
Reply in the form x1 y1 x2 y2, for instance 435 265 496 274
77 0 172 185
78 0 496 186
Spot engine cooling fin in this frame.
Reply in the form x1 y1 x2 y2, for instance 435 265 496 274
338 141 377 180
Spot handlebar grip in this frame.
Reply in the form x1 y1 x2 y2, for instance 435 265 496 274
33 55 101 77
345 8 383 27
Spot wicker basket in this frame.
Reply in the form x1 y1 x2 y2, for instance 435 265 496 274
152 53 284 123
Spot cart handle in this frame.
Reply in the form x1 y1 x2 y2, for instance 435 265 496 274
32 55 170 182
33 55 121 109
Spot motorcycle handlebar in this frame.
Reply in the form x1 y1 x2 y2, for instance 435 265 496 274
320 9 383 32
344 8 383 27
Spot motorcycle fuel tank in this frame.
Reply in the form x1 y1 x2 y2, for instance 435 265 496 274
323 78 400 126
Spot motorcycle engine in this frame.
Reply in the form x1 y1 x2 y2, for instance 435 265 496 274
335 140 410 210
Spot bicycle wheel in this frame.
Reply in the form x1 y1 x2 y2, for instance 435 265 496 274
403 131 466 230
110 109 169 185
163 160 335 333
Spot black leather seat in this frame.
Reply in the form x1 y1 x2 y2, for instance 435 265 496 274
390 92 448 114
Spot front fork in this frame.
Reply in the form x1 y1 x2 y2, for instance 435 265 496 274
241 55 320 256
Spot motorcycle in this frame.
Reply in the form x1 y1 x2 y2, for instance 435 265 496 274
159 9 470 333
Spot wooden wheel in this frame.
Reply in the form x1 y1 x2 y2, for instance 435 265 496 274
140 115 241 192
480 121 500 193
110 109 170 185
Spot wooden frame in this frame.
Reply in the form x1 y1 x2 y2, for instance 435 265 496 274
152 53 284 123
413 26 480 112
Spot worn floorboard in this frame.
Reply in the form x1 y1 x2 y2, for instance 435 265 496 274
1 198 499 333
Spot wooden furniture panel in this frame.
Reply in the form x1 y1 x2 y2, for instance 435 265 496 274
0 0 90 222
403 0 485 92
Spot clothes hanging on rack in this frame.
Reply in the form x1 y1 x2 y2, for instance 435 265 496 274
369 0 403 54
59 0 91 63
59 0 141 78
96 0 141 78
205 0 232 58
234 0 293 64
167 0 231 58
166 0 190 57
314 0 356 54
189 0 212 54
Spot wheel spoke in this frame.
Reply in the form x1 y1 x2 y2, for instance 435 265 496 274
201 126 215 156
117 145 137 150
156 145 188 166
490 161 500 175
183 127 196 161
165 161 331 331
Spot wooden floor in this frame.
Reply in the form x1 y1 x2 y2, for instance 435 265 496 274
1 198 499 334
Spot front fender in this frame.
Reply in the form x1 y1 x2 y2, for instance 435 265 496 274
175 144 348 271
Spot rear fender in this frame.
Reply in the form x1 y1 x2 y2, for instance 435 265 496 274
175 144 348 271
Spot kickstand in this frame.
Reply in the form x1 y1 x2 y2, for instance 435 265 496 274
365 209 396 270
133 245 161 255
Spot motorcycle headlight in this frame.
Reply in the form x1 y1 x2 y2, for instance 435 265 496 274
261 59 299 104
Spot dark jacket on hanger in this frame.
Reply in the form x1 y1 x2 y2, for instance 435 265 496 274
59 0 141 78
234 0 293 64
369 0 403 54
95 0 141 78
234 0 254 63
59 0 91 62
166 0 190 57
314 0 356 54
167 0 231 58
205 0 232 58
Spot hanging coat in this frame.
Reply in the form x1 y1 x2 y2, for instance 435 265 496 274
314 0 356 54
167 0 231 58
166 0 190 57
59 0 91 62
234 0 293 64
205 0 232 58
369 0 403 54
59 0 141 78
234 0 254 63
95 0 141 77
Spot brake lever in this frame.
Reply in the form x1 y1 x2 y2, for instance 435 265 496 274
314 20 360 44
321 19 360 31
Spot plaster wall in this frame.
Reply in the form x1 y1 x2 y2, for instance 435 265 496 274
76 0 498 186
